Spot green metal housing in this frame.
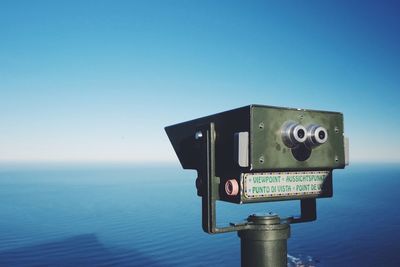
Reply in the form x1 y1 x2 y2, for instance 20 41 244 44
165 104 346 204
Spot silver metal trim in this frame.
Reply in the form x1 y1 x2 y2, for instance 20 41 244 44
235 132 249 167
344 136 349 166
306 124 328 148
281 121 307 148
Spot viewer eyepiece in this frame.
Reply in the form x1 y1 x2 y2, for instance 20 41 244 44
281 122 307 148
306 124 328 148
297 128 305 139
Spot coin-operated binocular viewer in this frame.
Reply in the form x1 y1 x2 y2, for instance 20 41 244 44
165 105 349 267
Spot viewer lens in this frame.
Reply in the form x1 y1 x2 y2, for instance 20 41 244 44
281 122 307 148
305 124 328 148
318 130 325 140
297 129 305 139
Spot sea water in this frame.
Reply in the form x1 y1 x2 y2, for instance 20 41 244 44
0 163 399 266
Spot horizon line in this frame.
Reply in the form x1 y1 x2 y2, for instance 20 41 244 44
0 159 399 165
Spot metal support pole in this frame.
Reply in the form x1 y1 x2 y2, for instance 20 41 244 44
238 213 290 267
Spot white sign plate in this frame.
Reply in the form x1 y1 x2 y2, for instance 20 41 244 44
242 171 329 198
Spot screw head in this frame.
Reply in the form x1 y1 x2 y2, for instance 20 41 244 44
195 131 203 140
334 126 339 133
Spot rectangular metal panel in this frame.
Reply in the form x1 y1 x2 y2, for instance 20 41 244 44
250 105 345 171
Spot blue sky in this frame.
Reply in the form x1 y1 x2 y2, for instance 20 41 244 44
0 1 399 163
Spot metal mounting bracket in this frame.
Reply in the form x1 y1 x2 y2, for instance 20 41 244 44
196 122 317 234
